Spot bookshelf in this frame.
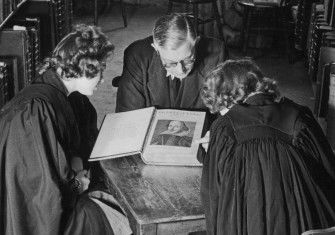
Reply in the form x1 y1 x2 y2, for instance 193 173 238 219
0 0 73 108
0 0 28 30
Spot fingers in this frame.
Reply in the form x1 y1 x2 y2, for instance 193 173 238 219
78 176 90 194
195 131 210 153
195 137 209 144
195 131 210 144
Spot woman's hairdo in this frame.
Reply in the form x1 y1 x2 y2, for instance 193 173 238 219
153 13 197 50
38 24 114 79
201 59 280 113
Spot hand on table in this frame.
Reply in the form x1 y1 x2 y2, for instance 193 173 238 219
76 169 91 194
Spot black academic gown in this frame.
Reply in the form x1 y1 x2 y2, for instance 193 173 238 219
0 69 79 235
201 94 335 235
0 70 115 235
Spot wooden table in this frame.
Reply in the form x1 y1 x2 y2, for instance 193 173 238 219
100 155 206 235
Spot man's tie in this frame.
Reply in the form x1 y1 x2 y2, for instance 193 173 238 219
170 77 181 107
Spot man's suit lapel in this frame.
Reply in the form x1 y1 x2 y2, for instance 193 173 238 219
147 53 171 108
147 54 204 109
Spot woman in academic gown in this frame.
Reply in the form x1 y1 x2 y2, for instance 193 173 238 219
200 59 335 235
0 25 131 235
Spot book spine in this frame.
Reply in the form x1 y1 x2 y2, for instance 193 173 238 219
54 0 66 42
0 61 9 108
54 0 72 42
32 28 40 76
21 30 30 89
0 0 3 22
25 29 34 86
327 71 335 150
68 0 73 31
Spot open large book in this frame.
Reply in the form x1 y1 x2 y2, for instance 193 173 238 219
89 107 206 166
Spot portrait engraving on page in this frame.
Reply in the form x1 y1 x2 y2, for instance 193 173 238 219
150 120 196 148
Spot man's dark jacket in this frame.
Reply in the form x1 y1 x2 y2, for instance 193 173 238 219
116 36 228 112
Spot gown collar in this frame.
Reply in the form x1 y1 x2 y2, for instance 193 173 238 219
34 69 69 96
243 93 276 106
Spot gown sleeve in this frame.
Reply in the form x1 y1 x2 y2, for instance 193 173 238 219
1 98 74 235
63 194 115 235
292 106 335 218
293 106 335 180
68 91 98 165
115 44 146 112
201 117 236 235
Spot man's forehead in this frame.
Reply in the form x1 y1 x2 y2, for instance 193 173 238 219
159 41 194 61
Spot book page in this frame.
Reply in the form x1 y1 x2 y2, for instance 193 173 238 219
142 109 206 166
90 107 155 161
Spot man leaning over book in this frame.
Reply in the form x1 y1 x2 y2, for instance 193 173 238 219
115 13 228 113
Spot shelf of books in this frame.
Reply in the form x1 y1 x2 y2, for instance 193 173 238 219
0 0 28 30
0 0 73 109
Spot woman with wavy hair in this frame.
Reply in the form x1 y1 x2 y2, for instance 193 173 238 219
0 25 131 235
200 59 335 235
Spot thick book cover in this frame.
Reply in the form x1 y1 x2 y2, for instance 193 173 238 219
327 68 335 151
89 107 206 166
0 56 18 97
8 17 41 77
0 61 9 107
0 29 29 91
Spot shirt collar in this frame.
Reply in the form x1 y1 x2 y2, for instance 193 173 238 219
166 70 175 80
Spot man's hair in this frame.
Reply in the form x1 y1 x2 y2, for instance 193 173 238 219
153 13 197 50
201 59 280 113
38 24 114 79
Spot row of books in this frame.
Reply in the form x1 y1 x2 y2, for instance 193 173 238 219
297 1 335 147
0 0 73 108
54 0 73 43
306 1 335 85
0 18 40 93
0 57 17 107
294 0 319 51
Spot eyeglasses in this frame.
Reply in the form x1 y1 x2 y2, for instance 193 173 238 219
158 51 196 69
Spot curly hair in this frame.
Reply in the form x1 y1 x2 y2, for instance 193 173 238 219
201 59 280 113
38 24 114 79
